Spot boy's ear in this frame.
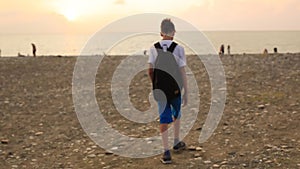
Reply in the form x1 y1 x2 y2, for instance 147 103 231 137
160 32 164 37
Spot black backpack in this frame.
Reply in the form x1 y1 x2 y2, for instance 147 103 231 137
152 42 183 101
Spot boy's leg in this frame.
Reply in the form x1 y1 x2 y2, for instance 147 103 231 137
170 96 181 144
160 123 169 151
157 101 173 164
173 118 180 145
158 101 173 150
170 96 186 151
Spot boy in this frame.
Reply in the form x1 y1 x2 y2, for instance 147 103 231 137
148 18 188 164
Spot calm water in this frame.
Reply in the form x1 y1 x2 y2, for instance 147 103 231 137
0 31 299 56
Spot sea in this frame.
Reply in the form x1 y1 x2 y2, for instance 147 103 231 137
0 31 299 56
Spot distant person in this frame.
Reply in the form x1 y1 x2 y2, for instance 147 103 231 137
31 43 37 57
148 18 188 164
227 45 231 55
219 44 225 56
18 52 25 57
143 50 147 55
0 49 1 57
263 48 268 55
274 47 278 53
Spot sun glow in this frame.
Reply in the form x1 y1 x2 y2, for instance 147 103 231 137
52 0 90 22
61 8 79 21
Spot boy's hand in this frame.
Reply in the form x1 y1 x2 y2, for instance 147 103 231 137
182 93 188 107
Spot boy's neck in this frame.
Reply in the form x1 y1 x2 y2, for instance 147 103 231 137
162 37 173 40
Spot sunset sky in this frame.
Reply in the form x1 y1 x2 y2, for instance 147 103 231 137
1 0 299 34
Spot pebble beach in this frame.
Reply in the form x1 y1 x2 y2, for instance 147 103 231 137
0 53 299 168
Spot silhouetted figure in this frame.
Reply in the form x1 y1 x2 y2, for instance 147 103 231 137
274 47 278 53
227 45 231 55
143 50 147 55
263 48 268 56
18 52 25 57
219 44 225 56
31 43 37 57
0 49 1 57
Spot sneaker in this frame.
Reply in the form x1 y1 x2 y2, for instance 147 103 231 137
173 141 186 152
160 151 172 164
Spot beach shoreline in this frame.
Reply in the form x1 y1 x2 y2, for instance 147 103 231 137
1 52 300 58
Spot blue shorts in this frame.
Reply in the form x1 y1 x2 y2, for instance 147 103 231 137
157 96 182 124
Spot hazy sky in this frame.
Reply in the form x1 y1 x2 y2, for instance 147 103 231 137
0 0 299 34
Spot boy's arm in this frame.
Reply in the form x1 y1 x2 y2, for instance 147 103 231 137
148 63 154 83
180 66 188 107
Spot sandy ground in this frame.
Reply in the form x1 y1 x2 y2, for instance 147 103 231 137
0 53 299 169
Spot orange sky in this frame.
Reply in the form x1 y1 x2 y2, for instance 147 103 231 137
0 0 299 34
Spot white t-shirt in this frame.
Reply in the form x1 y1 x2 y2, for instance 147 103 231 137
148 40 186 68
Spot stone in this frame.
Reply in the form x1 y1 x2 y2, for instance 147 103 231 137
194 157 202 160
213 164 220 168
265 160 273 164
105 151 113 155
188 146 196 151
87 154 96 158
194 153 201 158
35 132 43 136
220 161 228 165
203 160 212 164
1 139 9 144
257 105 265 109
196 147 202 151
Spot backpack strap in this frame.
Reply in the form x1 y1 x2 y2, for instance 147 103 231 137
167 42 178 53
154 42 178 53
154 42 163 49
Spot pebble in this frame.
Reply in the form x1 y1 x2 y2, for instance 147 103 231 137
213 164 220 168
87 154 96 158
257 105 265 109
194 157 202 160
188 146 196 151
220 161 228 165
1 139 9 144
105 151 113 155
196 147 202 151
12 165 18 168
265 160 273 164
111 147 118 150
281 145 289 149
98 154 105 157
203 160 212 164
194 153 201 158
35 132 43 136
